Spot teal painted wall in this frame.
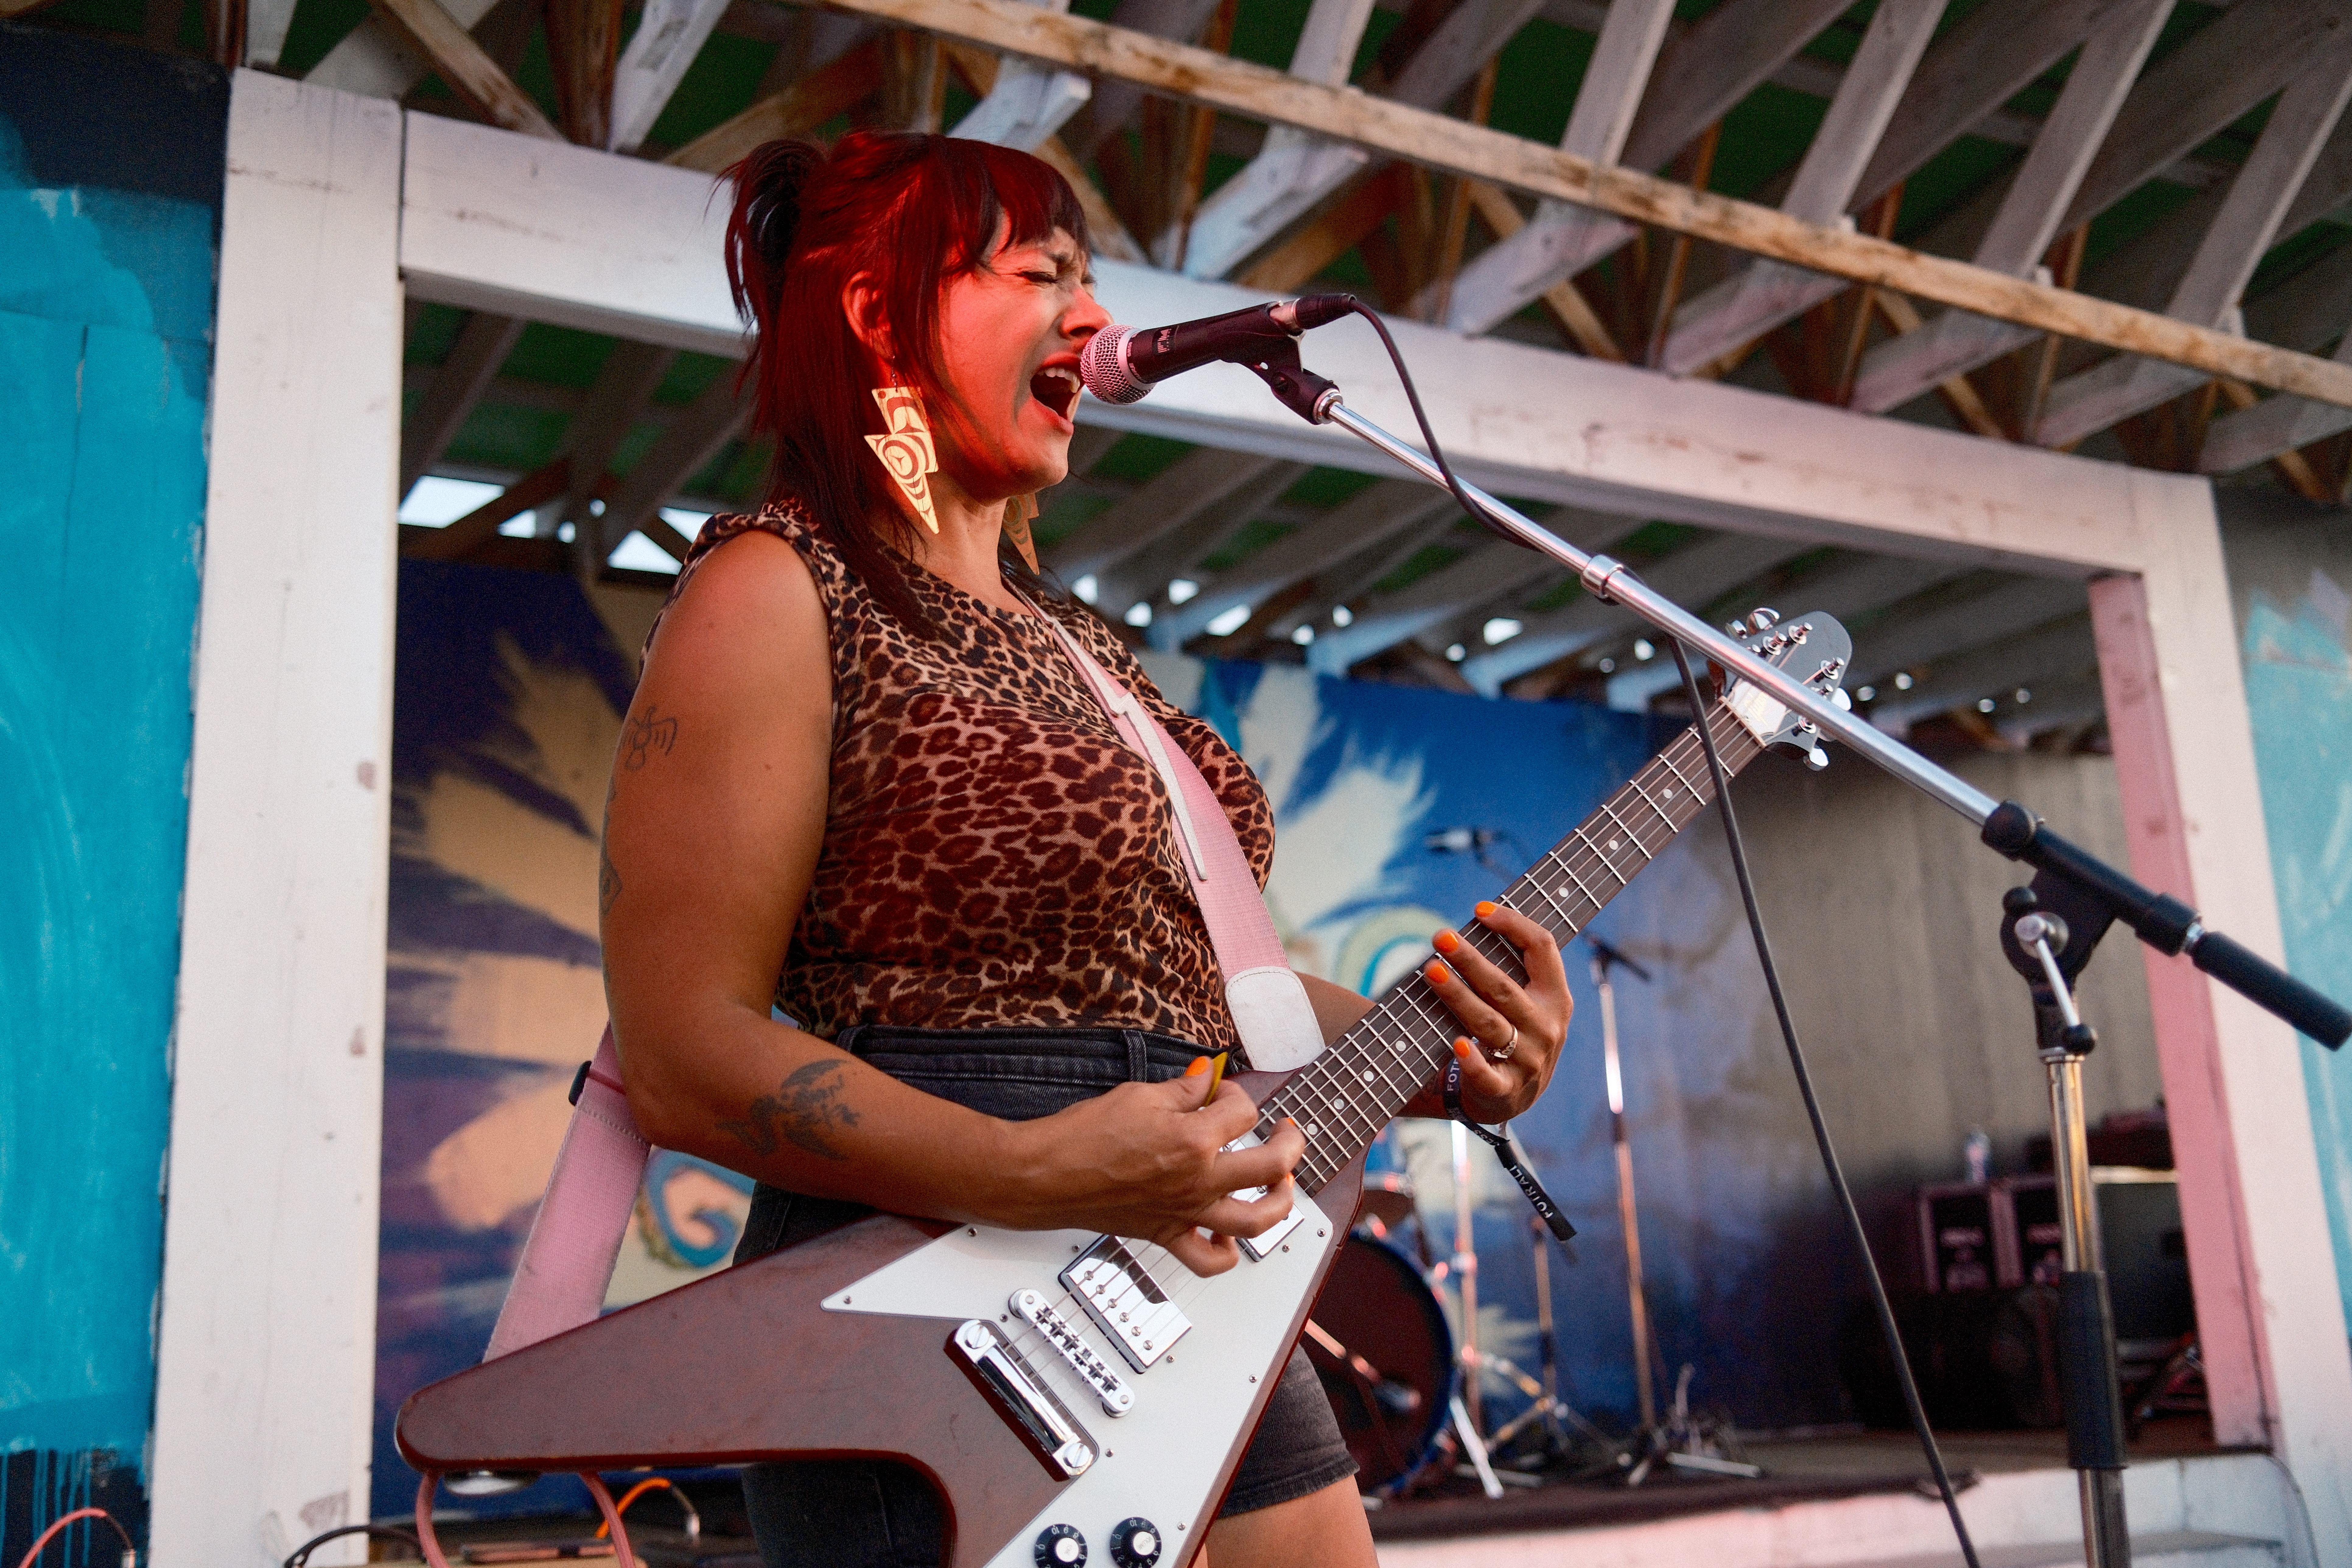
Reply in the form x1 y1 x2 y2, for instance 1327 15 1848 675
0 27 225 1562
2243 579 2352 1328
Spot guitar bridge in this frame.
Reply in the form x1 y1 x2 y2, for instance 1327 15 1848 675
1062 1237 1192 1372
1011 1289 1134 1416
950 1319 1096 1478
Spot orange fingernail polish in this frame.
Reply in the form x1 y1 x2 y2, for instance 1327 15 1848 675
1426 960 1453 985
1476 901 1498 918
1453 1036 1474 1059
1434 929 1460 954
1185 1056 1210 1076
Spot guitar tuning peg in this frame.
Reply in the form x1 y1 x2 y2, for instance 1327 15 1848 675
1805 746 1829 771
1727 618 1750 637
1831 688 1852 711
1749 607 1780 631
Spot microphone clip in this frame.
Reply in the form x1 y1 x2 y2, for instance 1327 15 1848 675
1242 335 1341 425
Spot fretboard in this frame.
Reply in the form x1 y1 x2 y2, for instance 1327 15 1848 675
1255 700 1766 1191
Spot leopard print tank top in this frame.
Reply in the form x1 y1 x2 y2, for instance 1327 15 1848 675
665 499 1274 1055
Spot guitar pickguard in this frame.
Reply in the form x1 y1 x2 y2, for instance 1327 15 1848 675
826 1210 1341 1568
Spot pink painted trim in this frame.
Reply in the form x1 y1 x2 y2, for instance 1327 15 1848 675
2089 571 2277 1448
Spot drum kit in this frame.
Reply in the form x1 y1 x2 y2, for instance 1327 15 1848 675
1301 936 1759 1498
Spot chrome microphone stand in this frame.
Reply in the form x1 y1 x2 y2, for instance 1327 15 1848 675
2004 888 2131 1568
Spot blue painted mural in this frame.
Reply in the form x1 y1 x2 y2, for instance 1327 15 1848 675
2242 570 2352 1327
381 560 1898 1521
0 26 225 1565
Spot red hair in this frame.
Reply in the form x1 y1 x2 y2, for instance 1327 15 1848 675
723 132 1092 631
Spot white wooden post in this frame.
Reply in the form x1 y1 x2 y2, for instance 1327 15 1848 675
149 72 404 1568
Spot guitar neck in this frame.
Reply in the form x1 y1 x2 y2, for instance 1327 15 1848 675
1258 699 1767 1191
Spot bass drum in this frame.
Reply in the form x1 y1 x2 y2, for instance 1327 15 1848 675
1302 1237 1456 1490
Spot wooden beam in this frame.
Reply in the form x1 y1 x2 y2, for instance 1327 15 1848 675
2213 380 2336 502
668 36 884 170
1850 0 2167 416
1446 0 1847 334
598 373 753 546
1871 289 2005 439
546 0 624 145
2037 40 2352 448
1238 163 1413 293
1658 0 1944 374
404 458 573 559
206 0 246 65
806 0 2352 410
1463 180 1622 360
401 310 524 493
365 0 561 140
611 0 736 151
941 40 1148 262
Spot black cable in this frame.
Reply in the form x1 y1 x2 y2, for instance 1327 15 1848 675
1670 639 1983 1568
1337 320 1986 1566
1339 300 1527 548
286 1524 422 1566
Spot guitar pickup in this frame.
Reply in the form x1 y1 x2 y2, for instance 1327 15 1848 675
1062 1237 1192 1372
950 1319 1096 1479
1011 1288 1135 1416
1223 1127 1305 1262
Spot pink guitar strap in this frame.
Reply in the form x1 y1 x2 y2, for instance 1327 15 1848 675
482 1027 650 1361
1035 615 1328 1074
480 605 1322 1368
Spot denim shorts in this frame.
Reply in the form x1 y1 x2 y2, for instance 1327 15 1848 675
734 1024 1357 1568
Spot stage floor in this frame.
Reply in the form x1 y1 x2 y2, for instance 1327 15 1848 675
1365 1417 2228 1544
390 1420 2245 1565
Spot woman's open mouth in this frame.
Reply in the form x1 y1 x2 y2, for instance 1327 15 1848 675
1030 365 1082 423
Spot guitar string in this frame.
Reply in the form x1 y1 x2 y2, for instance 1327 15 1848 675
987 708 1765 1411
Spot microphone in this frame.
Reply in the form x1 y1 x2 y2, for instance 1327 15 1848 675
1080 293 1359 405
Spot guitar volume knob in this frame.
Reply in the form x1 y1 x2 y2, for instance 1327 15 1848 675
1034 1523 1087 1566
1109 1518 1161 1567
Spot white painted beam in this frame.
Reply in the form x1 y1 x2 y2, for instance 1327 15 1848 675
1659 0 1946 375
400 310 524 494
2056 0 2352 238
306 0 501 99
1176 0 1379 279
1047 446 1289 583
1446 0 1847 335
1071 0 1225 155
2037 42 2352 448
1866 612 2097 733
598 372 752 550
1101 458 1309 614
951 0 1093 151
1306 537 1546 672
1851 0 2173 415
246 0 298 65
611 0 734 152
401 112 743 356
1148 479 1451 648
1183 0 1538 280
1461 529 1806 693
1849 575 2090 684
151 72 402 1568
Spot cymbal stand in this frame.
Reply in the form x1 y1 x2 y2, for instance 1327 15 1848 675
1446 1122 1505 1498
1588 935 1659 1430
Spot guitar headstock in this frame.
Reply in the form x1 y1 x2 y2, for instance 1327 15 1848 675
1719 608 1853 770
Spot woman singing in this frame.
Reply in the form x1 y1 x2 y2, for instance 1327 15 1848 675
599 131 1571 1568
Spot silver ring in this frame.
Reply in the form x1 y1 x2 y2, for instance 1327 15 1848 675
1481 1023 1520 1064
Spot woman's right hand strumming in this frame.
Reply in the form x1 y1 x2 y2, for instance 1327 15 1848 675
600 520 1301 1273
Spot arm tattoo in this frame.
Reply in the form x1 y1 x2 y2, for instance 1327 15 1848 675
718 1060 863 1162
598 845 623 917
621 704 680 771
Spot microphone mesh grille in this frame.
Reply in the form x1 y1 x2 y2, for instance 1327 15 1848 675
1079 327 1149 406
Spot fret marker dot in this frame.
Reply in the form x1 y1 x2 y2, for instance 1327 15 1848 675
1306 1123 1320 1136
1361 1070 1374 1083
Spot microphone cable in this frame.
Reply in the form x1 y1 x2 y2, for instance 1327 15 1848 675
1670 640 1984 1568
1332 297 1984 1568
